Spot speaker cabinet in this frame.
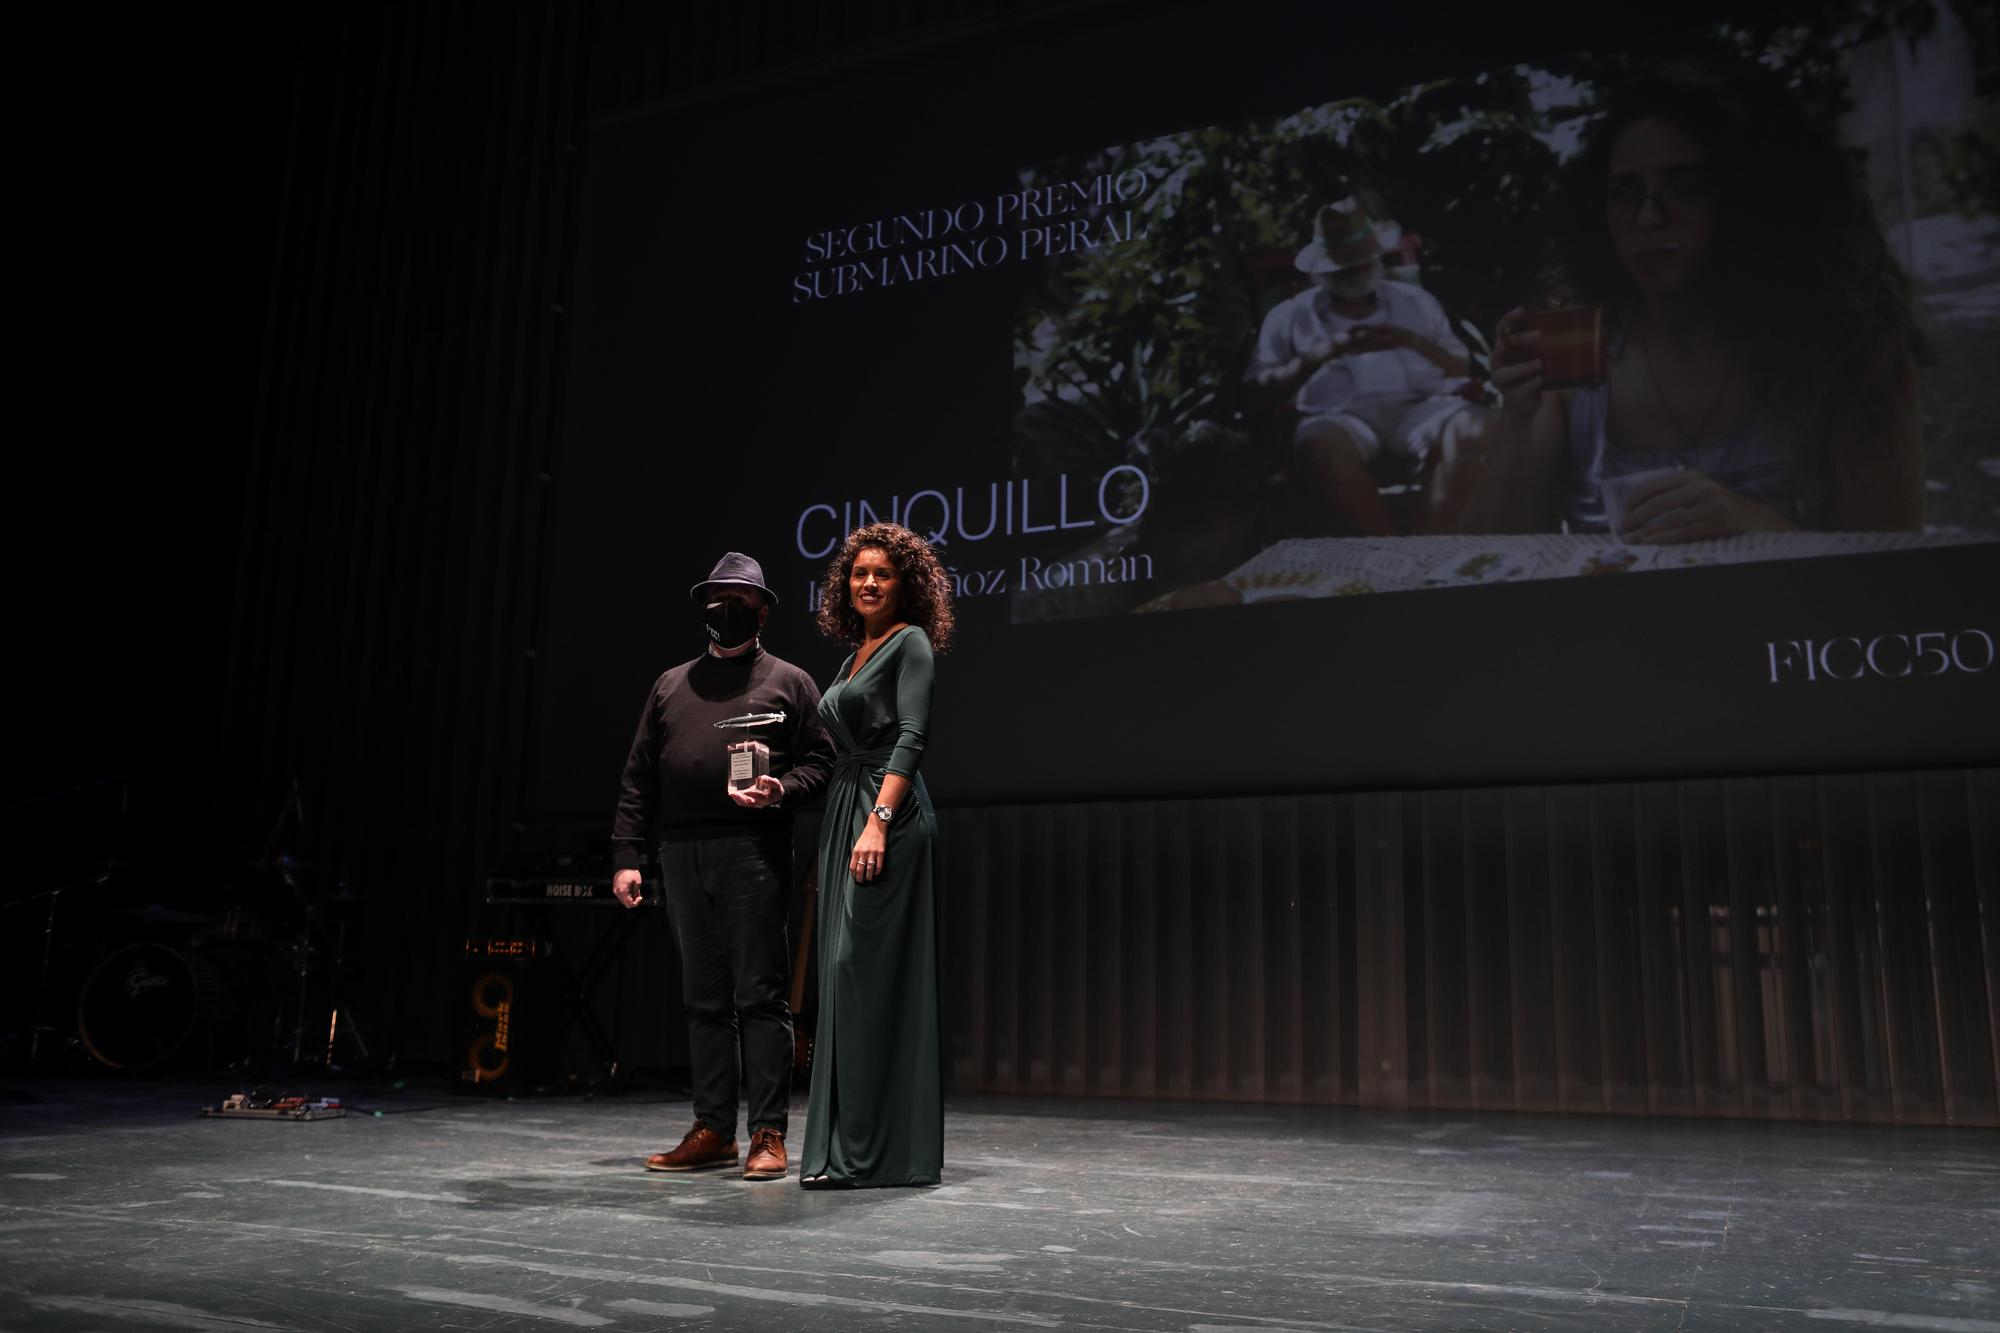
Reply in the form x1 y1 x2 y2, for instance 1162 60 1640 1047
453 947 559 1093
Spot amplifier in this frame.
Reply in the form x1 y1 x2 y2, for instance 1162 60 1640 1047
484 876 621 906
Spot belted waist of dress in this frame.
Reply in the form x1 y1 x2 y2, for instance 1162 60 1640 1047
834 747 898 773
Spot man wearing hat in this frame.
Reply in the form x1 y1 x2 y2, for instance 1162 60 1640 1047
611 552 835 1181
1247 197 1477 536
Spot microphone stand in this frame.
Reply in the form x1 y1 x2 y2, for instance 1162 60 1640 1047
262 778 359 1069
322 898 371 1067
278 858 315 1065
262 778 322 1066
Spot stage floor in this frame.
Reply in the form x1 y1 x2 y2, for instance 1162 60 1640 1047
1 1078 1995 1332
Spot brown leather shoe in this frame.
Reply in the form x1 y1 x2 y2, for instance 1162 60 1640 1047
644 1121 738 1172
742 1128 786 1181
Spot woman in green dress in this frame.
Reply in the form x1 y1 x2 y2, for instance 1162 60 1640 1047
802 522 953 1188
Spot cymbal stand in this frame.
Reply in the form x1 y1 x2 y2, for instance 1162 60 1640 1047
2 870 109 1063
33 886 60 1062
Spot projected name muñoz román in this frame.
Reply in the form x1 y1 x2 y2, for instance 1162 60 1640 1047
794 469 1150 559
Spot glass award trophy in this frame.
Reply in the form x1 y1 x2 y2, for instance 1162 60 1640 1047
714 711 786 793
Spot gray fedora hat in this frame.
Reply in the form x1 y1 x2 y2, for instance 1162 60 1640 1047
690 551 777 603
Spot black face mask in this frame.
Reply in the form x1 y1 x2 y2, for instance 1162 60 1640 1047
704 599 760 650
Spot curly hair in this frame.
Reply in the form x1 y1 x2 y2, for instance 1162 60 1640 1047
1551 59 1919 455
814 522 956 653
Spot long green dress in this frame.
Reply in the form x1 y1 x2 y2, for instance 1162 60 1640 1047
801 625 941 1187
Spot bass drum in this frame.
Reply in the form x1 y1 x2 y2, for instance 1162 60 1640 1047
78 943 238 1071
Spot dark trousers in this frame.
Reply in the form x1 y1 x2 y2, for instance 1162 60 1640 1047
657 833 792 1136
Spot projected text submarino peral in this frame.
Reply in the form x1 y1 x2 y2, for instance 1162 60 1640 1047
792 170 1151 301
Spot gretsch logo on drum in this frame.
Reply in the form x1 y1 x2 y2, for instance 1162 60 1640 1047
125 966 171 1000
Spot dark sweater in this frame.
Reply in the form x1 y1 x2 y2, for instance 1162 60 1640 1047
611 643 835 870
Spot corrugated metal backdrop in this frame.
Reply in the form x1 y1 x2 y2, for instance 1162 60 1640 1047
938 770 1998 1124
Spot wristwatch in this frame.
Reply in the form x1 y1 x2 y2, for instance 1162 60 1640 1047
871 803 895 824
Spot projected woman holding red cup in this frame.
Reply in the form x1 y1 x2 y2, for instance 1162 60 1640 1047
800 522 953 1189
1474 62 1923 542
